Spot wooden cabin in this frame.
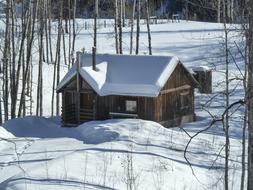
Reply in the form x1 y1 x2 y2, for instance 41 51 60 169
57 53 198 127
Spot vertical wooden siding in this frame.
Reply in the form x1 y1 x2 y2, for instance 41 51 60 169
155 63 195 122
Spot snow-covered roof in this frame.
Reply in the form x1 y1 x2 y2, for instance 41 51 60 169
192 66 212 72
57 53 188 97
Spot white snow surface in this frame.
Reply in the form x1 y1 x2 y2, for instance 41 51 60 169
0 127 14 139
0 117 243 190
57 54 180 97
192 66 212 72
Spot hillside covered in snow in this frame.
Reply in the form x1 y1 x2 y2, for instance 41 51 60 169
0 18 247 189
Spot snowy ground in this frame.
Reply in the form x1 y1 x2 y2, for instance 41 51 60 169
0 20 246 189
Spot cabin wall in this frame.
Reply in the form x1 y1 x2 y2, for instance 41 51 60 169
96 96 156 121
155 63 195 126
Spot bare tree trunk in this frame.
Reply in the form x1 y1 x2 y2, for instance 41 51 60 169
65 19 68 34
114 0 119 54
18 0 38 117
122 0 126 27
145 0 152 55
130 0 136 54
247 1 253 189
231 0 234 22
48 0 53 64
51 47 57 116
29 57 33 115
10 0 17 119
22 50 26 117
56 6 63 116
68 0 72 68
185 1 189 21
224 22 230 190
119 0 123 54
235 27 248 189
52 1 63 116
44 0 49 65
218 0 221 23
3 0 10 121
62 28 67 66
0 89 2 125
71 0 76 65
223 0 226 22
135 0 140 55
36 0 44 116
12 5 29 119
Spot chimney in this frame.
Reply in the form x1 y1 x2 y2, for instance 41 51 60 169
92 47 96 71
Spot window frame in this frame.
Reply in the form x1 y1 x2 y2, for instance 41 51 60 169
125 100 137 113
180 90 190 110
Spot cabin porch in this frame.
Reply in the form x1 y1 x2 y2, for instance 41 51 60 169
61 91 96 127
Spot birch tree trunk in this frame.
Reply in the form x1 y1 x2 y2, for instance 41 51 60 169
145 0 152 55
10 0 16 119
240 39 248 190
247 1 253 189
71 0 76 65
48 0 53 64
130 0 136 54
36 0 44 116
224 22 229 190
12 4 29 119
56 2 63 116
68 0 72 68
122 0 126 27
18 0 37 117
135 0 140 55
3 0 10 121
119 0 123 54
114 0 119 54
44 0 49 64
52 1 63 116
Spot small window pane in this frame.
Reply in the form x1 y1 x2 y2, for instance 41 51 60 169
126 100 137 112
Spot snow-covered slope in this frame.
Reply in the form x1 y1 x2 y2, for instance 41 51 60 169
0 117 243 190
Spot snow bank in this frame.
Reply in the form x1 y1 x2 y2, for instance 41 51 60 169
0 126 15 139
3 116 81 139
3 117 164 144
76 119 164 144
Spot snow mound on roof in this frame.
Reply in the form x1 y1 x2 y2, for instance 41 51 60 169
0 126 15 139
57 54 180 97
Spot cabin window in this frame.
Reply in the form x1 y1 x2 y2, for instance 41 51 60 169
180 90 190 110
125 100 137 112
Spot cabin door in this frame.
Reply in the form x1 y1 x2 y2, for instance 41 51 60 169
80 92 95 121
63 91 77 124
